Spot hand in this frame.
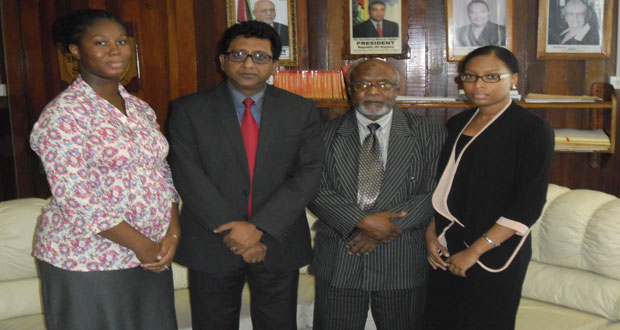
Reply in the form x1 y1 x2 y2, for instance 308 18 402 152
346 232 379 256
142 235 179 272
135 240 161 265
214 221 263 255
446 248 480 277
357 211 405 243
425 224 450 271
241 242 267 263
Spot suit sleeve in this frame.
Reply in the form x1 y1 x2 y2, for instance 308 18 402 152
389 122 447 230
168 98 245 231
249 101 324 244
308 120 368 239
496 117 554 234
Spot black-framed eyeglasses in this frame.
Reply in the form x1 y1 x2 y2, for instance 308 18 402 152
460 73 512 83
225 51 273 64
352 80 396 93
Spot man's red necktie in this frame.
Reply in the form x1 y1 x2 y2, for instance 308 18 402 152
241 98 259 216
377 22 383 37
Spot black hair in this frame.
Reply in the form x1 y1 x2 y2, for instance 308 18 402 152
467 0 490 12
369 1 387 10
459 46 520 74
219 21 282 61
53 9 125 53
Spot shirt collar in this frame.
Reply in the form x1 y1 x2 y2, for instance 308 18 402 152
355 108 393 132
227 82 267 107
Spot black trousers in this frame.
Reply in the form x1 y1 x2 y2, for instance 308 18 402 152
313 277 426 330
188 263 299 330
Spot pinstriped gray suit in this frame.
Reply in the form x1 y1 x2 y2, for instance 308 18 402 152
308 108 446 329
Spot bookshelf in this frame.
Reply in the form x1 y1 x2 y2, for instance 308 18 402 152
314 83 616 167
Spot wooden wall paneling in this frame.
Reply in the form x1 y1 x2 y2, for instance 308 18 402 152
307 0 328 70
194 0 227 89
292 0 308 69
424 0 451 122
87 0 106 9
327 1 345 70
166 0 198 101
3 1 49 197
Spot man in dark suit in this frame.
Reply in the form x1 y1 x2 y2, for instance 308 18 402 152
309 59 446 330
253 0 290 47
353 1 399 38
168 21 323 330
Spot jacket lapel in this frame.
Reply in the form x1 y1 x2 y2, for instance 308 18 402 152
375 109 419 206
213 84 251 179
333 111 361 201
253 86 278 177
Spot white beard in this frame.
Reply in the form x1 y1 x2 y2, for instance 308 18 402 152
356 103 392 118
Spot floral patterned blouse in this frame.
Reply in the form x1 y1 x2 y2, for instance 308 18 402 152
30 76 178 271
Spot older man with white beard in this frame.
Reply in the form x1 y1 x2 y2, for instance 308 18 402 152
308 59 446 330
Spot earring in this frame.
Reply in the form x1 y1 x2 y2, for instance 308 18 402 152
511 85 517 90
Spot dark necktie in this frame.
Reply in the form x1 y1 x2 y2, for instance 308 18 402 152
377 22 383 37
241 98 259 216
357 123 384 211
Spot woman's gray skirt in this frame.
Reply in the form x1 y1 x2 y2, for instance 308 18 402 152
37 259 178 330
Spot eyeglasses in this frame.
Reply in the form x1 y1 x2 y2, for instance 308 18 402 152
352 80 396 93
225 51 273 64
460 73 512 83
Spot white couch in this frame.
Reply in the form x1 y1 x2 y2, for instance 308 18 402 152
1 184 619 330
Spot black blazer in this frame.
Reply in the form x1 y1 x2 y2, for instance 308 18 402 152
168 83 324 273
353 19 399 38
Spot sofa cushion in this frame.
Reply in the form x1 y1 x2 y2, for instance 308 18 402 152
0 198 48 281
523 184 620 321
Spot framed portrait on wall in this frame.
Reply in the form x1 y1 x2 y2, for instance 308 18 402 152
446 0 514 62
347 0 409 57
226 0 298 66
537 0 613 59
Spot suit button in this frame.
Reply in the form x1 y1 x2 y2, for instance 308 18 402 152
243 190 250 196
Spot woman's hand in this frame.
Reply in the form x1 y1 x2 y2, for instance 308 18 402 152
445 248 480 277
425 218 450 271
142 235 179 272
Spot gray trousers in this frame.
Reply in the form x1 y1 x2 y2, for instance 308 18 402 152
37 259 177 330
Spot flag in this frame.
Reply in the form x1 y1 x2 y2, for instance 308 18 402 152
237 0 251 22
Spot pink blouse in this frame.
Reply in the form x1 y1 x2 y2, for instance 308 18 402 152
30 76 178 271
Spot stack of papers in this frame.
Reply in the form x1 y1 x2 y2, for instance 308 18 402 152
525 93 601 103
554 128 611 151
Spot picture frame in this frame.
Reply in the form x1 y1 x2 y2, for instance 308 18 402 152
537 0 613 59
226 0 298 66
446 0 514 62
346 0 409 58
57 22 141 92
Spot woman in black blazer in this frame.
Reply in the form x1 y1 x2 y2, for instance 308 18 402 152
423 46 555 329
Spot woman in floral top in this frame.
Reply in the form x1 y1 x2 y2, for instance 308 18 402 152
30 9 180 330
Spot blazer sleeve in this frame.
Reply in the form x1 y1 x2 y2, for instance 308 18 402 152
496 116 555 234
308 164 368 240
249 100 324 244
168 97 245 231
389 121 447 230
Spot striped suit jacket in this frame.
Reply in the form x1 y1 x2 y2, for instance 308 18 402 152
309 109 446 290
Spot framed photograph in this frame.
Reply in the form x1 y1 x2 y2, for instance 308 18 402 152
346 0 409 58
537 0 613 59
446 0 514 62
226 0 298 66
